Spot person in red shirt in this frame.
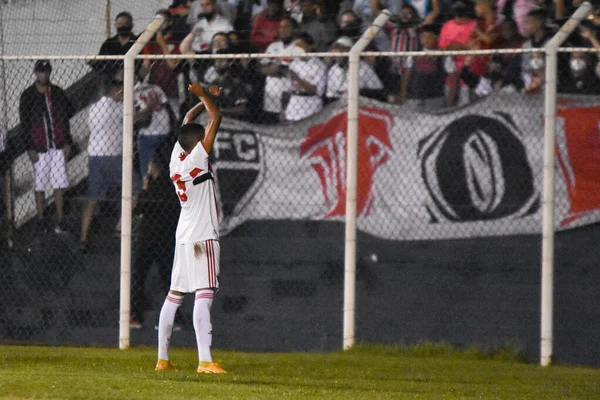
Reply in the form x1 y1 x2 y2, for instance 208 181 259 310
250 0 284 52
141 9 184 122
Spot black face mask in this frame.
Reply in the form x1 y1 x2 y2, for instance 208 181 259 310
117 25 132 36
340 21 361 38
452 6 468 18
281 37 293 45
199 11 215 21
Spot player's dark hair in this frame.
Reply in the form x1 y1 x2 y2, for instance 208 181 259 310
115 11 133 23
178 123 205 153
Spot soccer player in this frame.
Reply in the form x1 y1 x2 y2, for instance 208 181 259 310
155 82 226 374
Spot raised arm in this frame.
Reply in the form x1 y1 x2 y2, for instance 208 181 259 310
182 99 205 125
188 82 222 153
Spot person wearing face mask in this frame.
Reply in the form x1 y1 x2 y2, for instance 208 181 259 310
93 12 137 78
251 0 286 52
325 37 384 101
186 0 233 53
202 49 250 119
281 33 327 121
338 10 363 41
385 4 421 103
258 16 299 123
187 0 233 27
558 26 600 94
519 9 551 83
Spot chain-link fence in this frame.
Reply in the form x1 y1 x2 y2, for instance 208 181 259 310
1 2 600 365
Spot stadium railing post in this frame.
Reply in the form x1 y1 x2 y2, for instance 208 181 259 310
344 9 392 350
540 1 593 367
120 13 165 350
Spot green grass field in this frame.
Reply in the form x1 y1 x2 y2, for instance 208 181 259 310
1 344 599 399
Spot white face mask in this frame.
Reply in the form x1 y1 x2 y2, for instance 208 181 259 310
570 57 587 72
530 57 544 71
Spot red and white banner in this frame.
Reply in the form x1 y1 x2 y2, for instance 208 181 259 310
211 94 600 240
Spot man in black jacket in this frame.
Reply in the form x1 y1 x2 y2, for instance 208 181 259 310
91 11 138 82
19 60 74 233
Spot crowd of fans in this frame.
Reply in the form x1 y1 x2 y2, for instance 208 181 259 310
94 0 600 121
8 0 600 325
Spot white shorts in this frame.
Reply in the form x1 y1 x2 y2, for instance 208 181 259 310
171 239 220 292
33 149 69 191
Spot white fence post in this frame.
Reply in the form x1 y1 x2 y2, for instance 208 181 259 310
541 1 592 366
120 13 165 350
344 9 391 350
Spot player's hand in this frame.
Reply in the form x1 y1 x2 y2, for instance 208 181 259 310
62 144 71 159
208 85 222 97
188 82 206 97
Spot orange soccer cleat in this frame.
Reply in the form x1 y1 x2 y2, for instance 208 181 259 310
197 361 227 374
155 359 175 371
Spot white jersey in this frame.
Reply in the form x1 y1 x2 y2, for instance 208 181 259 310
170 141 219 244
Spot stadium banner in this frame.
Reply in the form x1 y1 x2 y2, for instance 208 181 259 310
212 94 600 240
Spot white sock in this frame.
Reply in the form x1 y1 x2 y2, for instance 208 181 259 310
194 289 214 362
157 293 183 360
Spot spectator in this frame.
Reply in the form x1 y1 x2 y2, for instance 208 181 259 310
460 51 517 97
130 154 181 329
166 0 194 41
251 0 286 52
439 0 485 103
496 18 525 49
472 0 501 48
19 60 74 233
258 16 299 123
325 37 384 101
386 4 421 102
559 25 600 94
92 11 137 78
400 25 458 110
141 9 184 122
186 0 234 52
281 33 327 121
187 0 233 27
134 73 175 178
182 31 231 84
231 0 269 41
299 0 337 52
203 49 250 119
80 73 139 251
496 0 536 37
403 0 442 24
338 10 362 40
519 9 551 81
352 0 394 50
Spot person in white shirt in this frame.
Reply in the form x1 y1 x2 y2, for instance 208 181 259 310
80 77 125 250
325 37 384 101
185 0 234 52
282 33 327 121
187 0 233 27
80 73 145 251
134 77 175 178
258 16 299 123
